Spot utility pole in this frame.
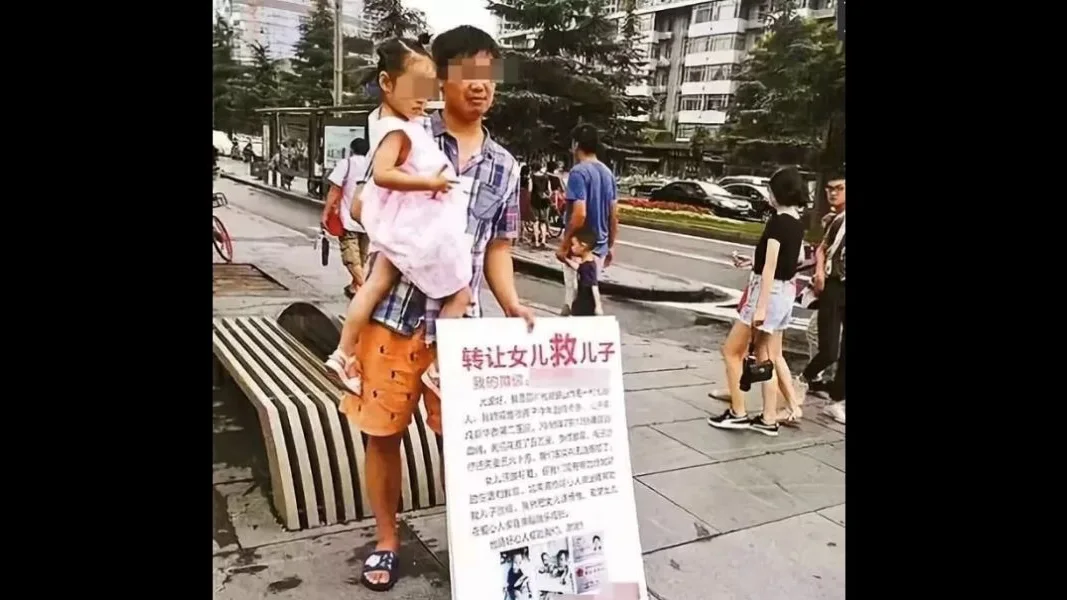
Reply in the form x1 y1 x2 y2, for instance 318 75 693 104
333 0 344 106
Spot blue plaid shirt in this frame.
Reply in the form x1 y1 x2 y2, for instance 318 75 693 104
366 112 520 343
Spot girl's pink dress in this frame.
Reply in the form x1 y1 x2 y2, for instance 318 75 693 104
359 116 472 299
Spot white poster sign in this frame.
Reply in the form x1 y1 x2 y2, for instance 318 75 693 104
437 317 647 600
323 125 366 172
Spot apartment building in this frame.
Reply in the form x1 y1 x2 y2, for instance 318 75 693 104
217 0 379 64
496 0 836 141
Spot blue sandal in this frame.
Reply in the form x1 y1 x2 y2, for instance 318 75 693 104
360 550 400 592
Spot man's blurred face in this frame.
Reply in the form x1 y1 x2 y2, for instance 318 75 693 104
826 179 845 209
440 51 498 120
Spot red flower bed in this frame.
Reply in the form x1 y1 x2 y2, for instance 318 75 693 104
619 198 712 215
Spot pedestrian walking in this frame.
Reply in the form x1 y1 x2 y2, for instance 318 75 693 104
555 125 618 314
321 137 371 299
800 168 846 423
565 229 604 316
707 166 808 437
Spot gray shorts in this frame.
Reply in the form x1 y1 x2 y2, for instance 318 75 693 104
737 273 795 333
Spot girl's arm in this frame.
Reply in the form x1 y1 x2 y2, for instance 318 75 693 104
371 131 446 192
755 239 780 321
592 284 604 315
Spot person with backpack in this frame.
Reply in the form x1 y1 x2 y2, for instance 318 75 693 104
321 137 371 299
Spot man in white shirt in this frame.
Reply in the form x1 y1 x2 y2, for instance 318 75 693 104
321 137 371 298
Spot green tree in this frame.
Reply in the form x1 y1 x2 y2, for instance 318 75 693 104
718 1 845 173
246 42 283 107
366 0 428 41
213 14 246 134
689 126 712 177
486 0 651 159
290 0 338 106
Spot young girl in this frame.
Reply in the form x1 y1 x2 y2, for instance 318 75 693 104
566 229 604 317
324 35 472 395
706 166 808 437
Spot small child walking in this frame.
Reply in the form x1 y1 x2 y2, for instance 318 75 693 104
566 230 604 317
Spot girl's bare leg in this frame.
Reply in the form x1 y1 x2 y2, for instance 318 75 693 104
421 287 473 395
337 257 399 356
757 335 778 425
720 321 751 417
769 332 802 421
438 286 473 320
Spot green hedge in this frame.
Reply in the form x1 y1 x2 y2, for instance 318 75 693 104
619 211 824 245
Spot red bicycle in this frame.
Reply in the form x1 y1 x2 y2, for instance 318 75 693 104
212 192 233 262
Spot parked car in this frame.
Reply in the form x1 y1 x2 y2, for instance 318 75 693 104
627 180 668 198
648 180 753 219
718 182 775 222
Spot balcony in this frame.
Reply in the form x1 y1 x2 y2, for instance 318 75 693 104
676 110 728 125
680 80 738 96
688 17 748 38
652 30 673 41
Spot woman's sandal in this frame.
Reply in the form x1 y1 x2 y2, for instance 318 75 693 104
421 363 441 397
360 550 400 592
776 406 803 428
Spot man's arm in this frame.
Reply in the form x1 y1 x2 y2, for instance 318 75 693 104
321 184 343 226
485 167 535 329
557 171 587 262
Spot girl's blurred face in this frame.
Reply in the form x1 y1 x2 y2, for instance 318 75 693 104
380 55 437 119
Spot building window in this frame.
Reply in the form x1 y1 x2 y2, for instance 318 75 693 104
675 124 699 139
685 33 746 55
694 1 741 24
692 3 713 24
678 95 705 111
682 64 740 82
676 94 733 112
675 123 721 140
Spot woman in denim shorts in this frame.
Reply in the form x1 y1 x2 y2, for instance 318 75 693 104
707 167 809 437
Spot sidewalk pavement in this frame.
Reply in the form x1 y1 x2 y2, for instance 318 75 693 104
213 197 845 600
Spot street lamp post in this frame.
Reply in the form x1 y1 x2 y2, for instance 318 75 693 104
333 0 343 106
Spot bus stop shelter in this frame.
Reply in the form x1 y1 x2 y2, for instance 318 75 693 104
253 105 376 199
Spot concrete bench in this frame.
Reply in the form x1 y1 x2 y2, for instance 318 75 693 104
211 307 445 531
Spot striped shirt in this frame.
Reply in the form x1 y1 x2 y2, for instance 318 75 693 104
364 111 521 343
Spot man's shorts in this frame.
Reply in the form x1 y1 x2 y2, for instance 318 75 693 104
339 229 369 270
338 322 441 438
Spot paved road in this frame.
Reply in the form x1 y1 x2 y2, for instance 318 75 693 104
214 178 812 360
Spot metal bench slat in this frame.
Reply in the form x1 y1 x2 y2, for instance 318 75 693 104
211 330 300 529
236 317 338 526
218 318 321 529
262 323 373 519
249 318 359 522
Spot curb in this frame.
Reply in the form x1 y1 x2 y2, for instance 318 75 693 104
221 172 325 208
511 254 727 304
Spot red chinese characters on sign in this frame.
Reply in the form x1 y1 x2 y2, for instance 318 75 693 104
461 333 616 371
